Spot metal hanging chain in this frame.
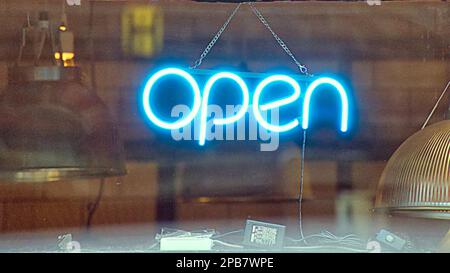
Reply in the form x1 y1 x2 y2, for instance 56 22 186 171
190 3 243 69
248 2 311 76
190 2 311 76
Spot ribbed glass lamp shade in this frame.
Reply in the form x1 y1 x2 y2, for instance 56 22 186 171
0 66 126 182
375 120 450 219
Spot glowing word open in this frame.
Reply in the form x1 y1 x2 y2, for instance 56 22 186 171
142 68 350 146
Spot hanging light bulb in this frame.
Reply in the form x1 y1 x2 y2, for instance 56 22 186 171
0 11 126 182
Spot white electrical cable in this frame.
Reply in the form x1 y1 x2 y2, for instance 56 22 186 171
421 81 450 129
286 230 364 248
212 229 244 239
284 245 368 253
155 228 216 240
213 240 244 249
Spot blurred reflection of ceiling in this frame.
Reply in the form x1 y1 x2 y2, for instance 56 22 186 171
0 1 448 61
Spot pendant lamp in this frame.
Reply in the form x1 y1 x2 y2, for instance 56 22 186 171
0 11 126 182
375 119 450 219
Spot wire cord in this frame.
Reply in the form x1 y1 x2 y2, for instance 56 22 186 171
298 129 307 241
86 178 105 229
421 80 450 129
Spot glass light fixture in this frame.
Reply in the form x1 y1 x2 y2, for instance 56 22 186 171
375 120 450 219
0 11 126 182
0 66 126 182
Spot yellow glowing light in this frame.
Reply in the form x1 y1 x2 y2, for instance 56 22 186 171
54 52 74 66
61 52 74 61
59 25 67 31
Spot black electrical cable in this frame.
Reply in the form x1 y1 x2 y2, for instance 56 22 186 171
86 178 105 229
85 0 102 231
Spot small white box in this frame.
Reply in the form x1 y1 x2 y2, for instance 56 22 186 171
160 237 213 251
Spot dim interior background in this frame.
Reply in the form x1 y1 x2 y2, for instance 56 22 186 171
0 0 449 250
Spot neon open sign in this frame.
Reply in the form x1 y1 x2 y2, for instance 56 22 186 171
142 68 350 146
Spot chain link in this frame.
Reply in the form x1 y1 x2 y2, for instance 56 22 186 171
190 3 243 69
190 2 311 76
248 2 311 76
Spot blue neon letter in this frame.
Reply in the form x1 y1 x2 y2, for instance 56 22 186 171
253 75 301 132
142 68 201 130
302 77 349 132
199 72 249 146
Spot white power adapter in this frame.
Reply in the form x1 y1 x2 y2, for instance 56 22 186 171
160 237 213 251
